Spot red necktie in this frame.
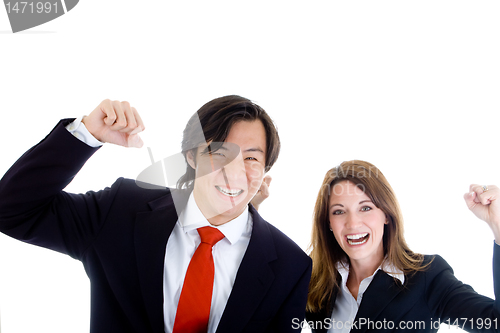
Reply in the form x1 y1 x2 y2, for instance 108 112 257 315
173 226 225 333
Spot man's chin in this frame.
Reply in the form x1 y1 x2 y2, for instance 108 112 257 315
207 201 249 225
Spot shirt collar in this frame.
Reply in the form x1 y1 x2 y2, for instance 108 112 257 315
178 193 250 245
380 260 405 284
336 259 405 285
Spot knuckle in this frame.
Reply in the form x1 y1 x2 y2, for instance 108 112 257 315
101 99 113 111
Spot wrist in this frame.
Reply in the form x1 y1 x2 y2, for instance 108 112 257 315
489 223 500 244
68 116 104 148
81 116 104 144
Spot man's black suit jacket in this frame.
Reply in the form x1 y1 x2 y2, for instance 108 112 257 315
0 119 312 333
306 247 500 333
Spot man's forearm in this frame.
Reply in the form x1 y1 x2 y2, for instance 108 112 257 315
0 119 100 233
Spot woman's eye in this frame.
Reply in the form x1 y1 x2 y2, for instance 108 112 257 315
332 210 344 215
245 157 257 161
361 206 372 212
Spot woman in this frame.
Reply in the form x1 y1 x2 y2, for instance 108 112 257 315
306 160 500 333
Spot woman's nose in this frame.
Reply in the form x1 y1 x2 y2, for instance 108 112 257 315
345 213 362 229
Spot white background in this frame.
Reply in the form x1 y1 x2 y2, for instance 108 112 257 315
1 1 499 332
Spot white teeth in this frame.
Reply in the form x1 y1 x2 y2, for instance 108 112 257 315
347 238 368 245
216 186 243 197
346 233 368 240
346 233 369 245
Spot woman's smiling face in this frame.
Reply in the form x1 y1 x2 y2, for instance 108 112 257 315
329 180 386 266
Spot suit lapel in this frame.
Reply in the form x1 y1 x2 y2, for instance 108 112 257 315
215 206 277 333
351 271 403 333
134 190 188 332
134 196 277 333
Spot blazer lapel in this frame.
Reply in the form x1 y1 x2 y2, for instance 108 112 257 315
134 190 188 332
215 205 277 333
351 271 403 333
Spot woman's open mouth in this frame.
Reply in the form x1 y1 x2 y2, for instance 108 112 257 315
346 233 369 245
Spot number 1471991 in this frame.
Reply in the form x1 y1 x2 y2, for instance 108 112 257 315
5 2 59 14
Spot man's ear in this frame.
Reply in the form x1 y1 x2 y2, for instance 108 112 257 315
186 149 196 170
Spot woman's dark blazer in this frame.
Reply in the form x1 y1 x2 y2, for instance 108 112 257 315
306 245 500 333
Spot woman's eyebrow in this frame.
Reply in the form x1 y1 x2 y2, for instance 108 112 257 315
330 203 344 209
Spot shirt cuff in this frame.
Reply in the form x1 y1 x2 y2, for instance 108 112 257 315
65 116 104 148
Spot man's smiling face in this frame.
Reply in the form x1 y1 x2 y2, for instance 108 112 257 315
188 120 267 226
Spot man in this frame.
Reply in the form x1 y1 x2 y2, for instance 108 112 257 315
0 96 312 332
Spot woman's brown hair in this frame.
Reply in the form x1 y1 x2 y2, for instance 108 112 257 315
307 160 428 313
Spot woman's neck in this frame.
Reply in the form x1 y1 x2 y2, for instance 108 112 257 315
346 256 384 299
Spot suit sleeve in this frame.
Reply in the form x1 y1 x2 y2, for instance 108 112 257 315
426 243 500 332
0 119 119 260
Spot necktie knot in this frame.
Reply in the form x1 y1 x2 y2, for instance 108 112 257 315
197 226 224 247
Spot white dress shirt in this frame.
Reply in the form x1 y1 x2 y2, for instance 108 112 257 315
328 261 405 333
163 193 252 333
65 116 104 148
65 118 253 333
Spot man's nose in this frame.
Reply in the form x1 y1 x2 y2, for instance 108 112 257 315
221 153 246 181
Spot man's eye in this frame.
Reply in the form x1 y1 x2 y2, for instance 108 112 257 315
209 152 226 157
245 157 257 161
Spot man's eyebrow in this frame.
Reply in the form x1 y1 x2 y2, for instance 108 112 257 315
243 147 264 153
202 145 229 154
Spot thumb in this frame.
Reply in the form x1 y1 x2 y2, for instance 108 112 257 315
464 191 477 210
127 133 144 148
263 175 272 187
464 190 489 222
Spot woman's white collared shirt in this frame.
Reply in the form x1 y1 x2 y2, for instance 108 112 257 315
327 261 404 333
